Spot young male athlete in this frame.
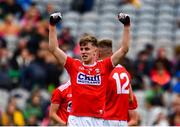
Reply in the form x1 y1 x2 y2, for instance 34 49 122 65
49 12 131 126
49 80 72 125
98 39 138 126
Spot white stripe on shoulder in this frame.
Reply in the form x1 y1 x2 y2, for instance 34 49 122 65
116 64 123 68
58 80 71 92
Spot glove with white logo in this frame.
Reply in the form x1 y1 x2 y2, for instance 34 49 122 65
118 13 130 26
49 12 62 26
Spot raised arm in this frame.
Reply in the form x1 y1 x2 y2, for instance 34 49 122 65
111 13 130 66
49 12 67 66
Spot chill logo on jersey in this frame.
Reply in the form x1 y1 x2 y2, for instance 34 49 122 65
77 72 101 85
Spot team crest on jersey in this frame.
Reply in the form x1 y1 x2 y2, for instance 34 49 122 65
77 72 101 85
95 68 100 74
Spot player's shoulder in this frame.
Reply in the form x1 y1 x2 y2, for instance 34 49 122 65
58 80 71 92
67 56 81 63
74 58 81 62
116 64 125 69
97 57 111 63
115 64 129 72
72 58 83 66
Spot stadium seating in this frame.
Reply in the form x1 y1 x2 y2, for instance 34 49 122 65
0 89 9 112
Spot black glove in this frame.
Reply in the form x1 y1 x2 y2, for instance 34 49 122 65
49 12 62 26
118 13 130 26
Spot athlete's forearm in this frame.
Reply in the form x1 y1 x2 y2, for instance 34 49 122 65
121 26 130 55
128 119 138 126
50 112 66 125
48 25 67 65
113 26 130 65
49 25 59 52
128 110 139 126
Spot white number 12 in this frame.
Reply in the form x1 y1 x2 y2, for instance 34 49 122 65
112 72 129 94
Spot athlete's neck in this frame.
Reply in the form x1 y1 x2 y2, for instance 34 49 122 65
83 61 96 66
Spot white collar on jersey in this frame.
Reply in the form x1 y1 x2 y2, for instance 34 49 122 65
82 62 97 67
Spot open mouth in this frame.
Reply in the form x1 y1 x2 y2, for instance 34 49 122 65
82 55 87 59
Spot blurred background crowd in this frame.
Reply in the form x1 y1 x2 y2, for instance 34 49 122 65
0 0 180 126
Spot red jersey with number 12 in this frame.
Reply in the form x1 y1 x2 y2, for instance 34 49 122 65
64 56 113 117
104 64 132 120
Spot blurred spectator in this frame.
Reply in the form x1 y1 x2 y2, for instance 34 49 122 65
168 94 180 126
8 38 29 87
1 96 25 126
145 82 165 107
9 38 28 70
0 14 21 36
131 71 144 90
0 0 24 19
19 48 46 90
173 45 180 74
25 21 48 55
153 109 169 126
134 50 152 76
0 36 7 48
153 47 172 74
19 20 35 41
23 89 43 125
150 61 171 91
16 0 32 11
150 107 169 126
144 44 154 70
144 82 169 125
119 0 141 8
38 40 63 87
172 71 180 94
0 37 13 89
58 27 75 51
20 2 41 28
40 106 50 126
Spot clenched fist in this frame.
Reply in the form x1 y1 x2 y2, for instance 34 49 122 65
49 12 62 26
118 13 130 26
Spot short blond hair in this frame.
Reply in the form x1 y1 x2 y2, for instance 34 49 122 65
79 34 98 47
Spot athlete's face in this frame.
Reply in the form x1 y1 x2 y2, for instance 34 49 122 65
80 43 97 64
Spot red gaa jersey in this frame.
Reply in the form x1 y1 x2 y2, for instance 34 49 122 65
104 64 132 120
51 80 72 122
64 56 113 117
